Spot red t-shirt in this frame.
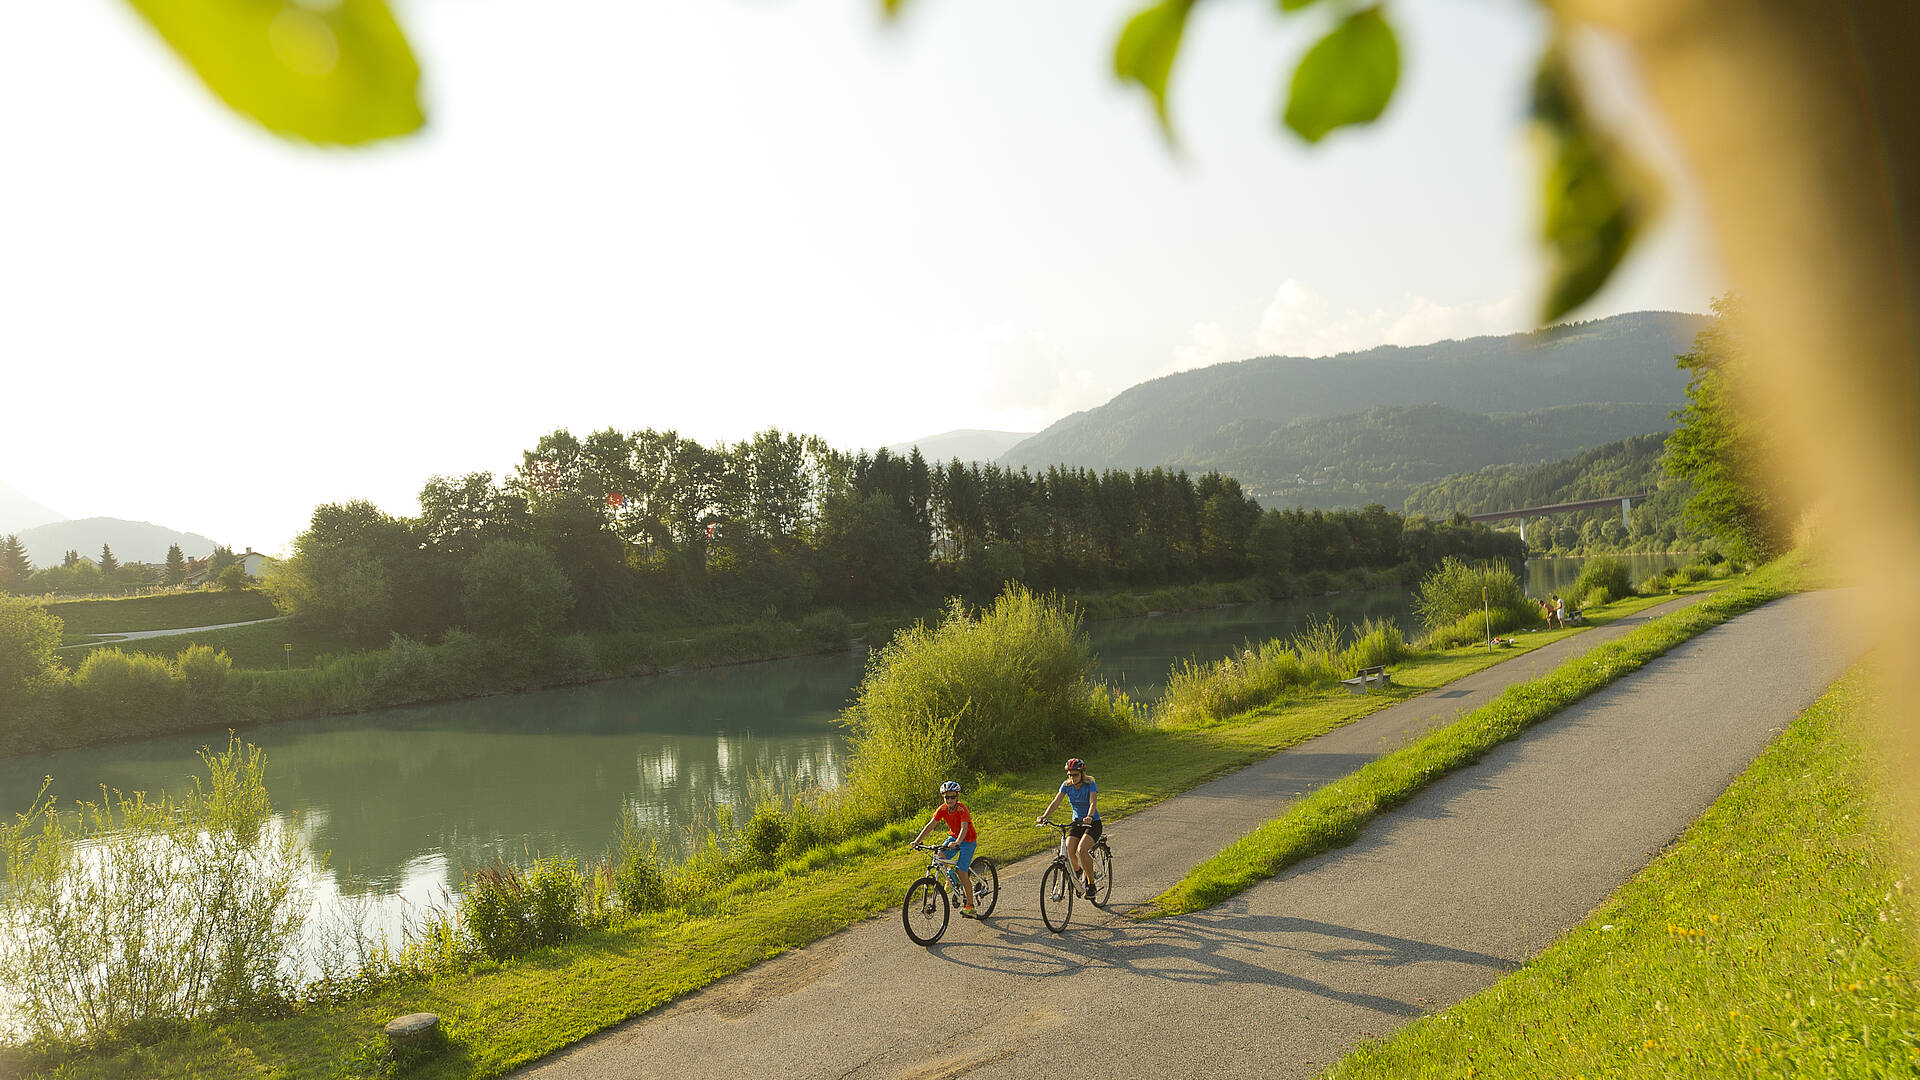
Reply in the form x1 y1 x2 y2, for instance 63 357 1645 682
934 801 977 843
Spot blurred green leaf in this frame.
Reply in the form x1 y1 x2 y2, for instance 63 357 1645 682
124 0 423 145
1284 8 1399 144
880 0 912 17
1114 0 1198 142
1532 46 1659 322
1277 0 1326 11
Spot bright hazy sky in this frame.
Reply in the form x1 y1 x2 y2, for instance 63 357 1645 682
1 0 1722 555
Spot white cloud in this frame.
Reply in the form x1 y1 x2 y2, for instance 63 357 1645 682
1381 294 1524 348
1172 280 1527 373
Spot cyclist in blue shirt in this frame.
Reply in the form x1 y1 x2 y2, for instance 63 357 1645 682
1035 757 1101 900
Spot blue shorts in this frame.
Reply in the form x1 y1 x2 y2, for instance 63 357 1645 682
943 839 977 873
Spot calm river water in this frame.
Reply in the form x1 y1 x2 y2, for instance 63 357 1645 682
0 554 1685 938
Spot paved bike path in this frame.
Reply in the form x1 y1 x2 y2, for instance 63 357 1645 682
55 616 287 649
517 590 1863 1079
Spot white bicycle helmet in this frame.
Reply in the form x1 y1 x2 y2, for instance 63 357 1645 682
938 780 961 794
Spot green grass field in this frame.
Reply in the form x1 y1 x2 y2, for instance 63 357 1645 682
45 590 280 642
1321 664 1919 1078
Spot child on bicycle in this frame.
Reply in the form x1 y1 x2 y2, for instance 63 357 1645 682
1035 757 1101 900
911 780 982 917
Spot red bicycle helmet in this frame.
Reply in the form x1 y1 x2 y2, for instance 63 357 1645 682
1064 758 1086 772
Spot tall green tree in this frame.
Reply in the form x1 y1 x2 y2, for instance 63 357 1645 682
207 546 239 576
0 535 31 593
164 544 186 586
98 544 119 576
1664 296 1790 563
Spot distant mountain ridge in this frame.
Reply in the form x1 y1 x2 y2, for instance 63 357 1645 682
17 518 225 570
1001 311 1707 474
882 429 1035 463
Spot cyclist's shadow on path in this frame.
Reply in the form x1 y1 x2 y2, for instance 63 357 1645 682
921 910 1505 1019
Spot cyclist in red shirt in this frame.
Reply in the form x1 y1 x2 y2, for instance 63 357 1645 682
911 780 982 917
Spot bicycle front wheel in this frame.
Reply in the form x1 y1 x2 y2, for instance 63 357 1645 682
1040 862 1074 933
969 857 1000 919
903 878 948 946
1090 843 1113 907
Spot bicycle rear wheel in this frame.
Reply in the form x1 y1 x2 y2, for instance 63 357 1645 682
902 878 948 945
1089 843 1113 907
1040 862 1074 933
969 857 1000 918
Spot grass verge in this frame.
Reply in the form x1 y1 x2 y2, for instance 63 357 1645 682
1321 662 1918 1078
1143 554 1806 917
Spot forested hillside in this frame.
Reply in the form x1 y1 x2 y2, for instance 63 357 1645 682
1186 402 1678 510
1002 311 1706 477
1404 433 1696 552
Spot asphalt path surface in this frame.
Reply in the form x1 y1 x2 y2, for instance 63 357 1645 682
517 590 1865 1080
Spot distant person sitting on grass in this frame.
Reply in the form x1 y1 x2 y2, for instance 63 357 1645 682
911 780 981 917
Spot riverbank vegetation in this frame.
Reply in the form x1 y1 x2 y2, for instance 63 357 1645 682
0 568 1741 1079
1321 663 1917 1079
0 739 313 1049
1412 555 1542 649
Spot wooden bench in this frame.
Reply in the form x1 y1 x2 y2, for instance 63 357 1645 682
1342 665 1392 694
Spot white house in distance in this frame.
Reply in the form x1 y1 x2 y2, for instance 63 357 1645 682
183 547 273 586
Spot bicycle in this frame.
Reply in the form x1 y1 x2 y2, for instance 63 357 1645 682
901 842 1000 946
1035 820 1113 933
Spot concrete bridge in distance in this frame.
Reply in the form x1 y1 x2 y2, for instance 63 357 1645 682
1466 494 1648 543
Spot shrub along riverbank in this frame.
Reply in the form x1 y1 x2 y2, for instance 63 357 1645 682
0 573 1739 1080
1322 663 1918 1078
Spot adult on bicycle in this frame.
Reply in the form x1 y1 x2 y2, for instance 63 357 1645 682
1036 757 1101 900
911 780 982 917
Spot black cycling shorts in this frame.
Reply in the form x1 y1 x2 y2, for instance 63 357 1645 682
1068 819 1103 842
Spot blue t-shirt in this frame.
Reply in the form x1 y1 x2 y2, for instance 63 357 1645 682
1060 778 1099 821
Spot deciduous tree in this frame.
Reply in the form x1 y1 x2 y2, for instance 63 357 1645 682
1665 297 1788 563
